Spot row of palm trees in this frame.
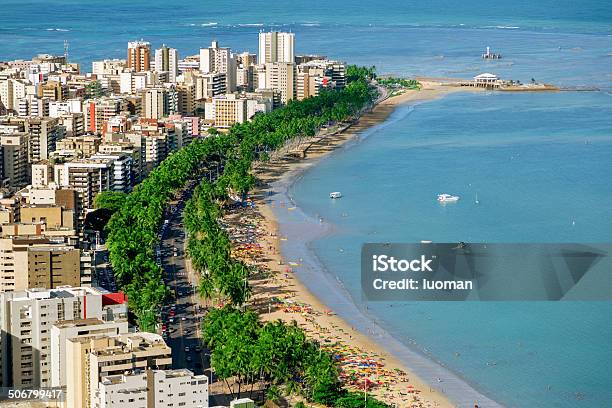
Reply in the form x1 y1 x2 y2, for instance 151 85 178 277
105 76 375 332
181 78 392 406
202 306 342 404
183 180 252 306
105 136 230 331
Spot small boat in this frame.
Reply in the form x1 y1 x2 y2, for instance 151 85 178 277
437 193 460 203
329 192 342 199
475 193 480 204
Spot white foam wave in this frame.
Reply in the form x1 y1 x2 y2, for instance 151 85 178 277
46 28 70 32
481 25 520 30
200 22 218 27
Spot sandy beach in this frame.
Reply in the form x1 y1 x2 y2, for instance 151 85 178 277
219 82 494 408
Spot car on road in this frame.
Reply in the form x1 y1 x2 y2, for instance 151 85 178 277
186 356 192 362
181 316 187 321
184 346 190 352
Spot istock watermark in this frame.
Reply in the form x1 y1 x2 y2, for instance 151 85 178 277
361 243 612 301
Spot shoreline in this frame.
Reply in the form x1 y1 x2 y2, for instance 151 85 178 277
239 83 501 407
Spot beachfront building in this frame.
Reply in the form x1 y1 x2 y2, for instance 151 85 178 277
474 73 500 88
65 332 172 408
50 317 129 389
97 368 208 408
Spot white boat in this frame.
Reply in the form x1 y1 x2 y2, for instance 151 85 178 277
329 192 342 199
437 193 460 203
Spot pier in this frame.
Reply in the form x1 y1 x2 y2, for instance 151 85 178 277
454 73 560 91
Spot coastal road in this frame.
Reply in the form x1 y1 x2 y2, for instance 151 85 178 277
159 179 209 377
157 168 227 392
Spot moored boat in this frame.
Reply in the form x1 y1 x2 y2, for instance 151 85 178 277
437 193 460 203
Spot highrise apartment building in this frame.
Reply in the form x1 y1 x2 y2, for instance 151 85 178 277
154 45 179 83
119 71 150 94
194 72 227 99
0 237 81 293
92 59 126 76
65 332 172 408
50 315 129 389
0 79 31 113
90 152 134 192
264 62 296 104
258 31 295 64
38 81 67 102
127 40 151 72
55 135 101 158
209 94 247 128
84 97 123 134
0 287 128 388
199 41 236 92
0 116 66 163
142 87 177 119
56 159 113 216
0 133 29 190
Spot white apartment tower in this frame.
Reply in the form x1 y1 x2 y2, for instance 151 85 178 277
154 45 179 83
0 287 128 389
199 41 236 92
258 31 295 65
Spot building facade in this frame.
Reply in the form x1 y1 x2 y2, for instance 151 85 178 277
0 287 127 388
258 31 295 65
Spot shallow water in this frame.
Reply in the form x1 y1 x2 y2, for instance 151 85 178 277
289 91 612 407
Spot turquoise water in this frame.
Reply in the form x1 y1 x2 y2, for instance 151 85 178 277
2 1 612 406
290 91 612 407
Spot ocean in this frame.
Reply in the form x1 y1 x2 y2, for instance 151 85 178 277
287 91 612 407
2 1 611 407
